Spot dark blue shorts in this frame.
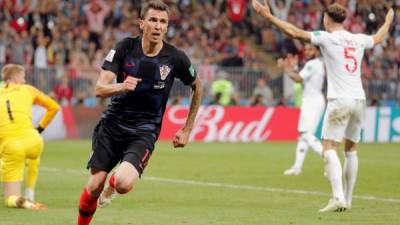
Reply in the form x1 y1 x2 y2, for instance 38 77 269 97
87 120 157 175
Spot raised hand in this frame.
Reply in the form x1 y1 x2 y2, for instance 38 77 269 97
283 54 299 73
386 8 394 23
252 0 272 18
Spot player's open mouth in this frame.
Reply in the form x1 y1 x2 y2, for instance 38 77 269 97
152 33 161 37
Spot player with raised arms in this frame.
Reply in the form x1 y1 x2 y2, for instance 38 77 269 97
252 0 394 212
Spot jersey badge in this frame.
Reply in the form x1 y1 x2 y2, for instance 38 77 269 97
159 65 171 80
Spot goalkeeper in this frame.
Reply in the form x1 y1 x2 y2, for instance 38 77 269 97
0 64 59 209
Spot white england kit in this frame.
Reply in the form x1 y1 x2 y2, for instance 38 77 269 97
298 57 326 134
310 30 374 143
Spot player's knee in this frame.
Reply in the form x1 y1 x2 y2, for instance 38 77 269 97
86 181 105 196
322 139 338 150
114 180 133 194
299 133 307 142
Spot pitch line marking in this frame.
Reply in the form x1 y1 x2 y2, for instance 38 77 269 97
41 167 400 204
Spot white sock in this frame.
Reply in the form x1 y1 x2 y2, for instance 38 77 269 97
303 133 323 157
25 188 35 202
344 151 358 206
324 150 345 202
292 139 309 170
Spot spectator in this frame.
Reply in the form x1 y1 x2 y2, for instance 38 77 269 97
269 0 293 21
0 0 397 106
249 78 274 106
33 33 50 92
83 0 111 49
53 75 73 105
211 72 234 106
0 29 6 68
9 32 26 65
227 0 248 34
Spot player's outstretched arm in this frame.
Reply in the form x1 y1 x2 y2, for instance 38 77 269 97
173 77 203 148
372 8 394 46
252 0 311 42
95 69 141 98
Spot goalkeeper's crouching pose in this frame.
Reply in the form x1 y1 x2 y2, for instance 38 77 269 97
0 64 59 210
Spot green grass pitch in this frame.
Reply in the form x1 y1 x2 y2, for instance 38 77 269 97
1 141 399 225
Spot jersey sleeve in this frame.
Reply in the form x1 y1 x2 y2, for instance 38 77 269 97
27 85 60 128
175 50 197 86
299 61 314 81
359 34 374 49
309 31 329 47
102 38 131 75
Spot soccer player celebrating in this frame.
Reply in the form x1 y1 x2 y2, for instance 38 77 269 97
76 1 203 225
252 0 393 212
281 44 325 176
0 64 60 209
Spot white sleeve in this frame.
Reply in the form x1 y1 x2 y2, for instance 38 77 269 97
299 61 314 81
360 34 374 49
309 31 329 46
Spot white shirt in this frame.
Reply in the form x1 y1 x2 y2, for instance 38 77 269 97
310 30 374 99
299 57 325 99
34 46 48 69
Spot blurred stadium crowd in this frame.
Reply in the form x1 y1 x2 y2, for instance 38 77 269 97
0 0 399 107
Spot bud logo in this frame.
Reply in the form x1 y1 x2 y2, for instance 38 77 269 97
161 106 300 142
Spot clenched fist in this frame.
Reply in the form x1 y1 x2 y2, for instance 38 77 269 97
172 127 192 148
123 76 142 91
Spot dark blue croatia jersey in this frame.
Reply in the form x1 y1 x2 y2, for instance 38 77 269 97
101 36 197 136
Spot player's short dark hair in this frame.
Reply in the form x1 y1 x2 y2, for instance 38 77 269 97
140 0 170 19
325 3 347 23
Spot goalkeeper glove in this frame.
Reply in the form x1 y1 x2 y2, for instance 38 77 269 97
36 126 45 134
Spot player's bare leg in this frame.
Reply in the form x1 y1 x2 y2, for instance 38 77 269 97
320 140 347 212
77 169 107 225
3 181 46 210
2 154 46 210
98 161 139 207
343 139 358 209
3 182 21 200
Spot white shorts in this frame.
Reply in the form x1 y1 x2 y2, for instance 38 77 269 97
321 98 366 143
298 95 326 134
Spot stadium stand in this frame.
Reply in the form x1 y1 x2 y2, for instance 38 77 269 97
0 0 399 106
